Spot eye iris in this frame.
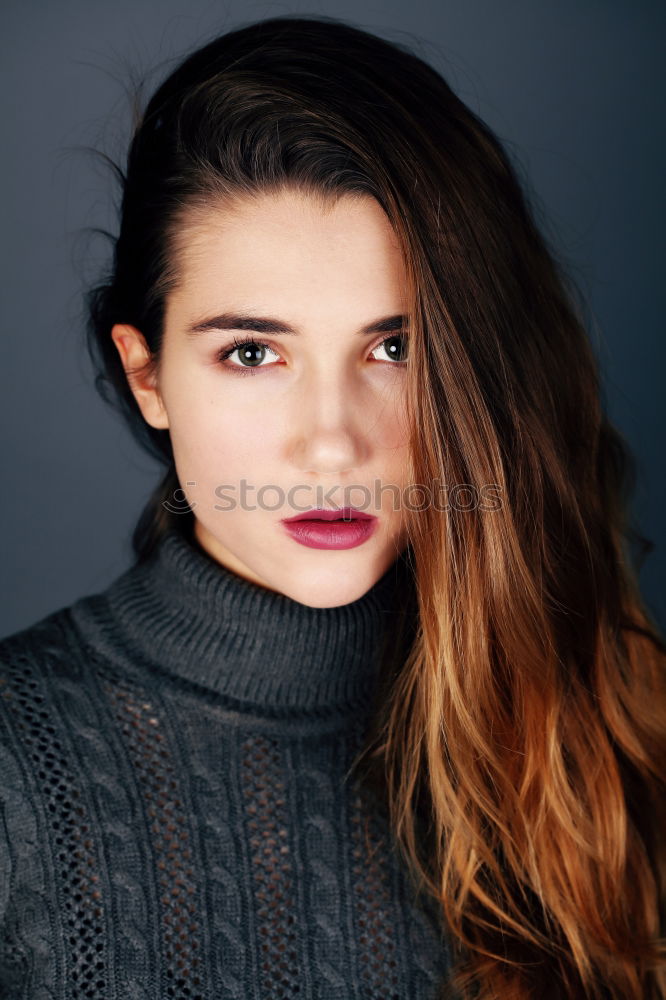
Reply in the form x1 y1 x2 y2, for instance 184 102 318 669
385 335 408 362
240 343 266 366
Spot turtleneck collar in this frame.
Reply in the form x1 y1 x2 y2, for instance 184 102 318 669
68 524 415 715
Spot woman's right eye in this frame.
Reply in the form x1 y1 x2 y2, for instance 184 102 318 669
217 337 282 375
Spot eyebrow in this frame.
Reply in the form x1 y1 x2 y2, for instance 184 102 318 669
185 312 408 338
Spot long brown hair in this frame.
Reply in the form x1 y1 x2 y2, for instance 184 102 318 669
86 14 666 997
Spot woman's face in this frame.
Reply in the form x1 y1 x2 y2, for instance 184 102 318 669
113 188 412 607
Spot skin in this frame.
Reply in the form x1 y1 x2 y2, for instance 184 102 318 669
112 187 412 608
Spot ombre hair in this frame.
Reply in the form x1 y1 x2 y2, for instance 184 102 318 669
86 14 666 998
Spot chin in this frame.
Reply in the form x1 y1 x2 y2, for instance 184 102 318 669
278 568 377 609
293 591 364 610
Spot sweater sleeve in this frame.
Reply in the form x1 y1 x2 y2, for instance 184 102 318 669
0 620 66 999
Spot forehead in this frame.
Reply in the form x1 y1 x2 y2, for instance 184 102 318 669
167 188 408 312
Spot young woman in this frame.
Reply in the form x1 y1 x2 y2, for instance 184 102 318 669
1 14 664 1000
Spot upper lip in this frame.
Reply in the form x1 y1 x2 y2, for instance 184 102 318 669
282 507 375 523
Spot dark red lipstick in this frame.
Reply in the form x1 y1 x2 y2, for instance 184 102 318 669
281 507 378 550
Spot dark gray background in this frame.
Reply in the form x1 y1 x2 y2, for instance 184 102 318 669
2 0 664 637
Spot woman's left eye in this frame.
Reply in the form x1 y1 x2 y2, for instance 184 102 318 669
216 332 409 375
370 334 409 364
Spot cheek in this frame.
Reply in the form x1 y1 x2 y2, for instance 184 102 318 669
372 390 411 459
165 385 280 475
383 415 410 454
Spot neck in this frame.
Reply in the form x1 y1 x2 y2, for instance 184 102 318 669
69 526 416 716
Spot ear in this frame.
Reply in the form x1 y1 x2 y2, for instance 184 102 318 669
111 324 169 430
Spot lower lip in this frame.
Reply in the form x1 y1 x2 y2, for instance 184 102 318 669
281 517 378 550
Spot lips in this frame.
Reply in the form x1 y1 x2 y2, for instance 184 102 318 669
282 507 373 523
280 507 378 550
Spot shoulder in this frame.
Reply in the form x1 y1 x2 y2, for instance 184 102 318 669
0 604 118 974
0 603 113 790
0 600 121 836
0 604 75 654
0 604 91 696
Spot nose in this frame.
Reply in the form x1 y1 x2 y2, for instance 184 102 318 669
287 368 371 477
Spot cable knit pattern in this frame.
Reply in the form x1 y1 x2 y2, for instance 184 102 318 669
0 526 452 998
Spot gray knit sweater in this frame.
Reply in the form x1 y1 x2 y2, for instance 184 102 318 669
0 525 451 999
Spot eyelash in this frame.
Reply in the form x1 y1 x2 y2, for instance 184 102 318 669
216 333 409 377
